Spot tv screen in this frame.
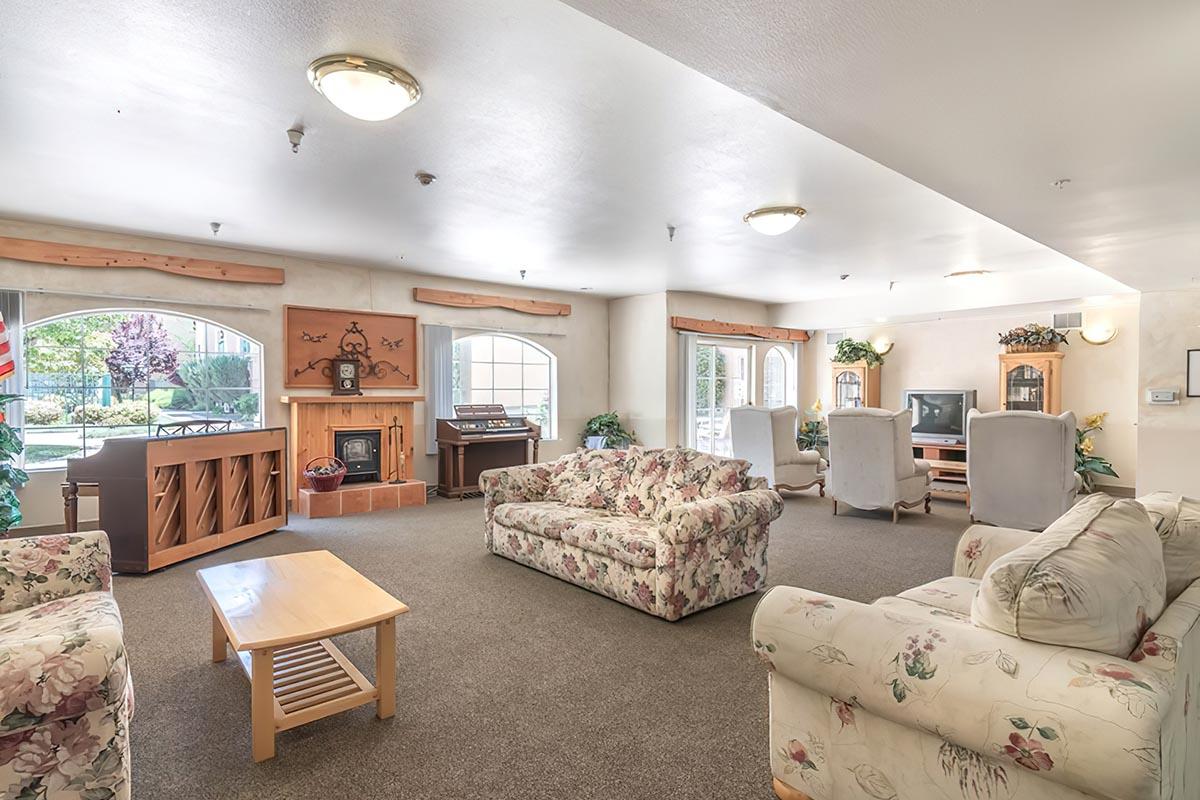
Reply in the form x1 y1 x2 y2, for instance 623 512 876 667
903 390 976 442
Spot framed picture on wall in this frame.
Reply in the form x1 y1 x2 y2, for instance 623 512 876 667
1188 349 1200 397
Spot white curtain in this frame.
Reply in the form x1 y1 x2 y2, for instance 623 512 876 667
0 291 24 466
424 324 454 455
678 332 697 447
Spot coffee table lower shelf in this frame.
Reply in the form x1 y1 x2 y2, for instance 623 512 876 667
234 639 377 734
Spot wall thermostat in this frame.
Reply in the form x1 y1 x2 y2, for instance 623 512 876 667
1147 388 1180 405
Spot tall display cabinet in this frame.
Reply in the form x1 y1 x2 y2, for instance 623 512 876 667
998 352 1064 414
831 361 881 409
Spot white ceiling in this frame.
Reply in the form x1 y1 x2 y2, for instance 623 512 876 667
563 0 1200 294
0 0 1132 313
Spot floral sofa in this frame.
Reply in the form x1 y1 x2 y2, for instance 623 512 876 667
481 447 783 621
0 532 132 800
752 493 1200 800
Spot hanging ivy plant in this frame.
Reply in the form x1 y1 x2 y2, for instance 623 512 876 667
831 338 884 367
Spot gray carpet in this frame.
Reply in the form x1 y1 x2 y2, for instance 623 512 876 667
114 494 969 799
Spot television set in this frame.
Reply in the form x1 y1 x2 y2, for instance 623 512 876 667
901 389 978 444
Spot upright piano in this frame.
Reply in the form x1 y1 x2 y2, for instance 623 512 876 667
436 404 541 498
64 428 287 573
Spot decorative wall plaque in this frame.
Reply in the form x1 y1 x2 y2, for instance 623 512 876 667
284 305 418 390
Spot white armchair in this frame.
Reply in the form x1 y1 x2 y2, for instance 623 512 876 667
731 406 826 495
967 408 1080 530
827 407 930 522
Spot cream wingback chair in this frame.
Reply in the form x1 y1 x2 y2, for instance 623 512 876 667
827 407 931 522
966 408 1080 531
731 405 826 495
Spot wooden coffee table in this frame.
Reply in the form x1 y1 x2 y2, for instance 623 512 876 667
197 550 409 761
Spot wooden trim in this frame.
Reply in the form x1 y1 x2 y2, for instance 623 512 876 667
281 394 424 405
772 777 814 800
670 315 810 342
0 236 285 285
413 287 571 317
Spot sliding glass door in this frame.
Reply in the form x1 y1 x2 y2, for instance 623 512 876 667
693 342 751 456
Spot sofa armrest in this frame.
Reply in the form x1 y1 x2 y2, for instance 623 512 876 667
479 464 551 508
780 449 822 467
752 585 1170 800
0 532 112 615
1130 579 1200 672
656 489 783 544
952 524 1038 579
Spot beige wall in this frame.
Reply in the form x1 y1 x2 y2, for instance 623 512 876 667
1137 290 1200 496
608 293 669 446
2 219 608 530
787 300 1140 490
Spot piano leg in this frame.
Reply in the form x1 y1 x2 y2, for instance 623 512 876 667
456 445 466 501
61 481 79 534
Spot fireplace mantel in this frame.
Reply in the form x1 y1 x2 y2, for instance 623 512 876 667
283 395 422 503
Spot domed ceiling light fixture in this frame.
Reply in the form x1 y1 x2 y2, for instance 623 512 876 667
743 206 807 235
307 54 422 121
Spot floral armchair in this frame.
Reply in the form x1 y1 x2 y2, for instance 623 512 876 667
752 494 1200 800
0 532 132 800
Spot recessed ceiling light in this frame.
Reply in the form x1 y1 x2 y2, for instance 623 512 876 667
307 54 421 122
945 269 992 279
743 206 807 236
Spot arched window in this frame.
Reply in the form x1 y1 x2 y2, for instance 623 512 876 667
22 310 263 469
452 333 556 438
762 345 795 409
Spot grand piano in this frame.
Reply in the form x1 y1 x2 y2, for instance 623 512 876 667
436 404 540 498
64 427 288 573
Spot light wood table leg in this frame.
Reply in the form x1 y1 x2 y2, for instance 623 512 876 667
212 610 228 662
375 616 396 719
251 648 276 762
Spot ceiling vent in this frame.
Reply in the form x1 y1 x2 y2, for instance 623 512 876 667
1053 312 1083 330
826 332 846 345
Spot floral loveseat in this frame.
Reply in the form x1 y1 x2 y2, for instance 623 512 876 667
752 493 1200 800
0 532 132 800
481 447 783 621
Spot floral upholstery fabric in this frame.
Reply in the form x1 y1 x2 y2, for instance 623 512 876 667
896 576 979 617
753 582 1200 800
1140 491 1200 604
483 448 781 621
972 494 1166 658
0 532 131 800
544 449 629 509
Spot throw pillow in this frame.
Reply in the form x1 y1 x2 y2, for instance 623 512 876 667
545 448 627 509
971 494 1167 658
1139 491 1200 603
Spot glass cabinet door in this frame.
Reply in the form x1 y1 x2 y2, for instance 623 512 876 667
1005 364 1045 411
835 370 864 408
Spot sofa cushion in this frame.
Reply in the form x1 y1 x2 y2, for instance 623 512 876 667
971 493 1167 657
896 576 979 617
493 502 609 540
611 447 750 518
544 449 628 509
560 516 660 569
1139 491 1200 603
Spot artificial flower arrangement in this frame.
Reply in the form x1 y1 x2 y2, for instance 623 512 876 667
998 323 1070 353
1076 411 1118 493
796 398 829 453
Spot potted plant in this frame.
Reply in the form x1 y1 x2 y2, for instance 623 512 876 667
831 338 884 367
581 412 636 449
796 399 829 459
1076 412 1118 493
998 323 1069 353
0 394 29 532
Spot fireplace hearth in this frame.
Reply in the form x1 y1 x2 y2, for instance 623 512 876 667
333 429 382 483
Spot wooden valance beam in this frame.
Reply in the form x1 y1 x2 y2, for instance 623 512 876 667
0 236 286 285
413 287 570 317
670 315 811 343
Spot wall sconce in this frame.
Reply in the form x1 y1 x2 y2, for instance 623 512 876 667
1080 324 1118 346
872 337 895 356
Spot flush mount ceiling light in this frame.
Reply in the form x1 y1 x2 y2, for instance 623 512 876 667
307 54 421 121
743 206 807 236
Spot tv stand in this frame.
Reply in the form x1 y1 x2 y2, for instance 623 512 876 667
913 441 968 505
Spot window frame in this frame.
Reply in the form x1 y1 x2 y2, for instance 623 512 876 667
19 308 265 472
451 331 558 440
762 344 797 409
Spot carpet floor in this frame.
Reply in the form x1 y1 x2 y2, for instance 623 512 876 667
114 493 970 799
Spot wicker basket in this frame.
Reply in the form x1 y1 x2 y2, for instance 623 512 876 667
304 456 347 492
1005 343 1060 353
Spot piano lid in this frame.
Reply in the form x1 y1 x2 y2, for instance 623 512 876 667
454 404 508 419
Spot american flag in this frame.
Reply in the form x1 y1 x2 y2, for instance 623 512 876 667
0 311 13 380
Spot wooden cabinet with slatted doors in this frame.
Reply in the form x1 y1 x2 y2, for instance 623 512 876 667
65 428 288 573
